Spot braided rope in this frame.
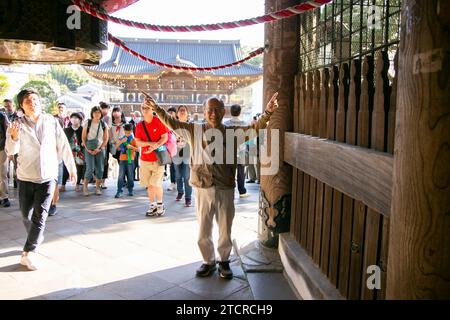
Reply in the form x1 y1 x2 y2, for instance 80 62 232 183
72 0 332 32
107 33 265 72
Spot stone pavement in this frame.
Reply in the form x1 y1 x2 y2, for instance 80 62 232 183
0 176 297 300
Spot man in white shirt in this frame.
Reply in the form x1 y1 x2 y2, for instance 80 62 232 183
223 104 250 198
6 88 77 271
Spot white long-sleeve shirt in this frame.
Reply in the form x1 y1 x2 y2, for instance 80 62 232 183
6 113 76 184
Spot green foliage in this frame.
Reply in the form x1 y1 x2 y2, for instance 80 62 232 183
246 55 263 69
47 100 59 116
0 74 10 99
47 65 88 91
59 84 71 94
242 46 263 69
20 80 57 113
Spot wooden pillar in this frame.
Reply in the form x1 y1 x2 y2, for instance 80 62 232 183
258 0 298 247
387 0 450 299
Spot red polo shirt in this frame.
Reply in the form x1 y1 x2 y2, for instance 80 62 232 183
135 117 169 163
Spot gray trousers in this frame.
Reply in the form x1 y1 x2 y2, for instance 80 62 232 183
195 187 235 264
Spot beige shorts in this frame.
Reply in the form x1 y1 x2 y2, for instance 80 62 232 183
139 160 165 187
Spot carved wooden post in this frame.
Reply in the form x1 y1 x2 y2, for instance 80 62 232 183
387 0 450 298
259 0 298 247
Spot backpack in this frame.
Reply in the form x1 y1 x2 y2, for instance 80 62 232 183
166 131 177 157
87 119 106 134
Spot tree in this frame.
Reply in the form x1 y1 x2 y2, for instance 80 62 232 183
47 101 59 116
20 80 57 113
48 65 88 91
246 55 263 69
242 46 263 69
0 74 10 99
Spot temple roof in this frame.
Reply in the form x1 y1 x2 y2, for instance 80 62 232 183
88 38 262 77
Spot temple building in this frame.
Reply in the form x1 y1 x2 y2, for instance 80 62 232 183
85 38 263 118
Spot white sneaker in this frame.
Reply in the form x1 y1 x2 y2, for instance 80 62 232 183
167 183 176 191
156 203 165 216
146 203 157 216
239 193 250 198
20 253 38 271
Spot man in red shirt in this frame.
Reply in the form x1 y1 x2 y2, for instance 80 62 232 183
134 104 169 216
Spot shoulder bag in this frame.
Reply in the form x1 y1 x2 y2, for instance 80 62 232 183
141 121 171 166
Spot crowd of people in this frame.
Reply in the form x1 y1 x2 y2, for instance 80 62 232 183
0 89 277 279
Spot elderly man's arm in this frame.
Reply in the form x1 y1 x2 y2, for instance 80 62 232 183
234 92 279 140
143 97 194 143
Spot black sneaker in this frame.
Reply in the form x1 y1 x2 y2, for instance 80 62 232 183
218 261 233 280
48 205 57 216
176 192 184 201
1 199 10 207
196 263 216 277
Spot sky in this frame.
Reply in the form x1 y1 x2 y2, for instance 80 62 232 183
103 0 265 62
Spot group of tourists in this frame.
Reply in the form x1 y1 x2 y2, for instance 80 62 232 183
1 88 278 281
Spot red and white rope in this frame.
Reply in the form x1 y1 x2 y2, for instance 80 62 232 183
108 33 265 72
72 0 332 32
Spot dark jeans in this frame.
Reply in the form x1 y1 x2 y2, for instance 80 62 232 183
62 164 85 185
134 152 140 180
237 164 247 195
102 143 110 180
169 163 176 184
117 160 134 193
18 179 56 252
174 162 192 199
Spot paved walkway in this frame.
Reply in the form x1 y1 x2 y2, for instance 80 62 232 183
0 175 297 300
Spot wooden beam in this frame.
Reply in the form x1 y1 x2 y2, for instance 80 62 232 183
284 133 393 216
387 0 450 299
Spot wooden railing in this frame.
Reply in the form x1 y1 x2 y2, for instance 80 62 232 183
285 51 398 300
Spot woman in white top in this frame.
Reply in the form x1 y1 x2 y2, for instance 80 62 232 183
109 106 126 164
81 106 109 196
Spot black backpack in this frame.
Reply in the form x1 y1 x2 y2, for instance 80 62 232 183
87 119 106 134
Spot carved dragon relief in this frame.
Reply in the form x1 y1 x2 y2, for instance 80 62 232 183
259 189 291 235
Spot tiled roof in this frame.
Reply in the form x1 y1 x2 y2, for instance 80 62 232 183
89 38 262 76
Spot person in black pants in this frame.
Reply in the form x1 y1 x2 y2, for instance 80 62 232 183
223 104 249 198
0 110 10 207
97 102 111 189
61 113 86 191
166 107 177 191
6 88 77 271
129 111 141 181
